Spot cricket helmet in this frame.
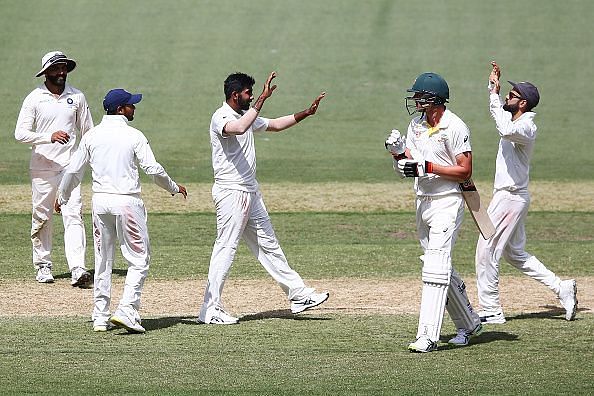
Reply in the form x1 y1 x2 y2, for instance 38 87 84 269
405 72 449 115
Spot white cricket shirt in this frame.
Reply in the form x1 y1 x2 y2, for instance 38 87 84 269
405 109 472 196
489 93 536 192
210 102 269 192
59 115 179 202
15 83 94 171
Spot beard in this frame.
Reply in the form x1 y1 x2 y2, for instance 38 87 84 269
238 96 251 111
46 74 66 86
503 102 519 114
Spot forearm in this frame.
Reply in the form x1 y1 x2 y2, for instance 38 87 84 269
15 128 53 145
223 108 260 135
267 114 298 132
490 94 534 144
151 171 179 194
431 163 472 182
58 171 83 204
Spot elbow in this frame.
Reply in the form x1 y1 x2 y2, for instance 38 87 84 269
460 169 472 181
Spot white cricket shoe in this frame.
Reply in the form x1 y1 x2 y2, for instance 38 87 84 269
408 336 438 353
478 309 506 324
290 292 330 314
36 265 54 283
199 306 239 325
71 267 92 288
109 311 146 333
448 323 483 346
558 279 577 321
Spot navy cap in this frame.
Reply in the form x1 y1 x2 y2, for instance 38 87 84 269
508 81 539 110
103 89 143 112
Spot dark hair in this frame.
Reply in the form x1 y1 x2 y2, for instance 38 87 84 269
224 72 255 99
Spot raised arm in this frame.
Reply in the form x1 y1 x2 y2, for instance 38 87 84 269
267 92 326 132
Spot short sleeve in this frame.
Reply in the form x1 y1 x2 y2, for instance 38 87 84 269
450 122 472 156
252 116 269 132
211 110 231 136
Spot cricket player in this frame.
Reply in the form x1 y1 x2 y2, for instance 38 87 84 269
15 51 93 286
388 72 482 353
199 71 329 324
475 61 578 324
56 88 187 333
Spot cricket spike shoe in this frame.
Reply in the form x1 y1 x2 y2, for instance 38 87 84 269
109 311 146 333
448 323 483 346
478 309 506 324
558 279 578 321
36 265 54 283
199 306 239 325
290 292 330 314
71 267 92 288
408 336 438 353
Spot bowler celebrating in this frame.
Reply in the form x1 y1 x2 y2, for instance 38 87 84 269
199 72 328 324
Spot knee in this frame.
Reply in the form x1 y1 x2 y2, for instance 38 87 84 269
421 249 452 286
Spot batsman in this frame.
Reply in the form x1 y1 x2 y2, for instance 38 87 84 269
386 72 482 353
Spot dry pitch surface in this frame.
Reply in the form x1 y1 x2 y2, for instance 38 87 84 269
0 182 591 319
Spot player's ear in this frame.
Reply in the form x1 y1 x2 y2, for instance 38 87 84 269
519 99 528 112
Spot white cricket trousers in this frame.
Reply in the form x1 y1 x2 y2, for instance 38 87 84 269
91 193 150 326
30 169 86 270
416 194 480 340
201 186 313 315
476 189 561 312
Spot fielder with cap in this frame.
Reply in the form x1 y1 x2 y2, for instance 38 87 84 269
387 72 482 353
56 89 187 333
14 51 93 286
474 61 578 324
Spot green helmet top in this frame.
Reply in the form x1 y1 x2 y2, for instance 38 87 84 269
407 72 449 104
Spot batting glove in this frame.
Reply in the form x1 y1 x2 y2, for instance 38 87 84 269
385 129 406 159
397 159 434 177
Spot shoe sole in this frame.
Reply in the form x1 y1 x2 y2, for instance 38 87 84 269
291 293 330 314
197 318 239 325
408 345 437 353
479 315 506 324
71 272 92 288
37 278 54 283
109 316 146 333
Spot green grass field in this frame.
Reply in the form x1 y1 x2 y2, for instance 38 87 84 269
1 0 593 394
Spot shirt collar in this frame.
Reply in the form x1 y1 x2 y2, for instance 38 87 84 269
420 109 452 136
39 82 74 97
222 101 245 118
101 114 130 125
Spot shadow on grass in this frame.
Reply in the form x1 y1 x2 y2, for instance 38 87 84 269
506 305 582 321
239 309 333 322
142 316 196 331
439 331 519 351
54 268 128 280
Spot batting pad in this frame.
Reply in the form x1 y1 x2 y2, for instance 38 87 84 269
446 269 480 331
417 250 451 342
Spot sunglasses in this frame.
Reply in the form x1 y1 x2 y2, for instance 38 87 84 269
507 91 524 100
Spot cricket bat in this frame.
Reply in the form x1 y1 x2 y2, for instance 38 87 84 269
458 178 496 240
443 139 496 240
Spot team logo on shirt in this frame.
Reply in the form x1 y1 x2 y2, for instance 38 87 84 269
67 98 73 104
464 135 468 142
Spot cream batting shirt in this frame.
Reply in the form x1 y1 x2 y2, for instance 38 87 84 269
58 115 179 203
489 93 536 192
405 109 472 196
210 102 270 192
15 83 94 171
